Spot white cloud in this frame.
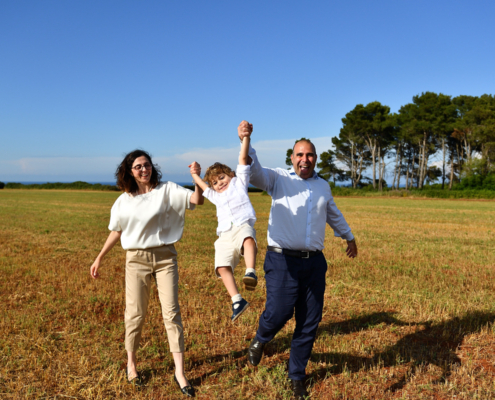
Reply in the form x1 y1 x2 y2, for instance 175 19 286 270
0 157 122 182
169 136 336 171
1 137 337 182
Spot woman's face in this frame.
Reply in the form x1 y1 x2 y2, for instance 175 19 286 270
131 156 153 186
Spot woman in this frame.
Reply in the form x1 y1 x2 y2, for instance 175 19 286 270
90 149 203 397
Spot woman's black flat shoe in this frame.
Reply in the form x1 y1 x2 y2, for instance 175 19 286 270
126 370 145 387
174 374 195 397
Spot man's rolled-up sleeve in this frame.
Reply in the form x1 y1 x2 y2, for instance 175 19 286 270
246 144 278 193
326 196 354 241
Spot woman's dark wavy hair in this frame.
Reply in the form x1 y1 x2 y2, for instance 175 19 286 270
115 149 162 193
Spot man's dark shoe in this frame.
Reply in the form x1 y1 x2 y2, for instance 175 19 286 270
247 337 266 366
291 379 309 399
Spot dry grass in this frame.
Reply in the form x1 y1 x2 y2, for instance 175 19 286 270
1 189 495 399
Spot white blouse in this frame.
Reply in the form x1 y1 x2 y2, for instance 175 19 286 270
108 182 195 250
203 164 256 235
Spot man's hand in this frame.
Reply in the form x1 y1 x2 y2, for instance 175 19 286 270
346 240 358 258
189 161 201 176
238 120 253 141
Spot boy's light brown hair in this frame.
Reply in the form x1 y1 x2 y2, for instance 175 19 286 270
203 162 235 186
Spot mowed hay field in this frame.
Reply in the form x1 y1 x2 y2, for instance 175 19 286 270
1 190 495 400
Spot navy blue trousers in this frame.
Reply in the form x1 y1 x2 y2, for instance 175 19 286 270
255 251 327 380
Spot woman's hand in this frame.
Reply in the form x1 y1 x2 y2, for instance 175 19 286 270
189 161 207 194
189 162 205 205
189 161 201 176
89 231 122 279
90 258 101 279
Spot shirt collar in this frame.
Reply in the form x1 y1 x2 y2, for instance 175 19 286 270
288 168 319 180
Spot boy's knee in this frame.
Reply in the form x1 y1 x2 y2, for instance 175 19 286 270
217 266 233 276
242 237 256 247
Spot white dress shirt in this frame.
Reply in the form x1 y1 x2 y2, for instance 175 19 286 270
247 145 354 251
203 164 256 235
108 182 195 250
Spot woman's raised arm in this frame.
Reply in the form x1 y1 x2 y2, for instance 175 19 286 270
189 161 205 205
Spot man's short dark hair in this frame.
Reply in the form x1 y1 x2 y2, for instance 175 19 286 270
293 139 316 154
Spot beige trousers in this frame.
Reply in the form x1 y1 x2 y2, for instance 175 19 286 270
125 244 184 353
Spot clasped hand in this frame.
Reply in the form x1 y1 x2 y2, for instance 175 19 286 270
238 120 253 140
189 161 201 176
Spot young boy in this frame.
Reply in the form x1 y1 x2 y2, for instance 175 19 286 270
190 127 257 322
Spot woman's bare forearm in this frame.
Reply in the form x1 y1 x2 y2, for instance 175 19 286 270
96 231 122 260
90 230 122 279
190 179 205 205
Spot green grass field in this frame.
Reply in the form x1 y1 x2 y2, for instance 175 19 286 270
1 190 495 399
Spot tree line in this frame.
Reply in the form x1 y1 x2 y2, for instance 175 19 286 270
314 92 495 190
2 181 120 191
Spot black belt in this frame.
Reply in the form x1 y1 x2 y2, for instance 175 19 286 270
267 246 322 259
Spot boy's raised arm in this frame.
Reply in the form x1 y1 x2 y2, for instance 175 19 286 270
238 120 253 166
239 136 251 165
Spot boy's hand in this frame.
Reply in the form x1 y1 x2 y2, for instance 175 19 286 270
238 120 253 141
189 161 201 176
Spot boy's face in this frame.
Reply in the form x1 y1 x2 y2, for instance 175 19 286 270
211 173 233 193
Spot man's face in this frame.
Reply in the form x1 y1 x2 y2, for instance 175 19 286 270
291 141 317 180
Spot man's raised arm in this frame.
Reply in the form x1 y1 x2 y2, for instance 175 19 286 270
237 120 277 192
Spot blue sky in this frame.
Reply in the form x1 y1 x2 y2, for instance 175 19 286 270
1 0 494 183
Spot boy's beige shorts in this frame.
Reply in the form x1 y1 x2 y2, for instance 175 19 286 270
125 244 184 353
214 223 257 276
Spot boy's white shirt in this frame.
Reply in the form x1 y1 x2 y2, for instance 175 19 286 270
203 164 256 235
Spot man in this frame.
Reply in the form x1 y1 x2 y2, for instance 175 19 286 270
238 121 357 399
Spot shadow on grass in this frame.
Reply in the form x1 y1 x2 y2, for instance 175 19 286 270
143 311 494 392
180 312 419 386
186 349 248 386
130 350 248 388
310 310 495 392
266 311 416 357
189 349 247 367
